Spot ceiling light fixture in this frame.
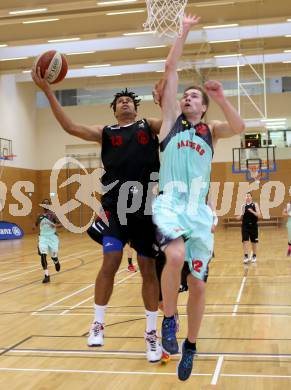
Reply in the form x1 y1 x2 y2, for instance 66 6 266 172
123 31 155 36
0 56 28 61
107 10 144 15
218 64 245 68
147 59 166 63
194 1 234 7
214 53 242 58
96 73 122 77
97 0 137 5
261 118 286 122
23 18 59 24
0 44 8 48
67 51 95 56
135 45 166 49
209 39 240 43
84 64 111 68
203 23 239 29
9 8 47 15
48 38 80 43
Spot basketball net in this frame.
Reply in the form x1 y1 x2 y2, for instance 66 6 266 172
144 0 188 37
248 165 262 183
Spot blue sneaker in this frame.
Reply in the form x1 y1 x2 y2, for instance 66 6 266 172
177 340 196 381
161 316 179 355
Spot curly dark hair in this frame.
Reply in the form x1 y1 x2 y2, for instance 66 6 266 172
110 88 141 112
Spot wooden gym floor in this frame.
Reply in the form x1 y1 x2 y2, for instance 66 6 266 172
0 226 290 389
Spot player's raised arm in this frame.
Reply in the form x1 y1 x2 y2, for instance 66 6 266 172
205 80 245 142
31 67 103 143
159 14 200 141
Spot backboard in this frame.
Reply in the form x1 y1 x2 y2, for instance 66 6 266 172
0 138 13 159
232 146 276 181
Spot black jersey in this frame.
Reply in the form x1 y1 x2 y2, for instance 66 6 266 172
101 119 160 211
242 202 258 225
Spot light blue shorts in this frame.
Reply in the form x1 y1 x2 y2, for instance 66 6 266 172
38 234 59 257
153 193 214 281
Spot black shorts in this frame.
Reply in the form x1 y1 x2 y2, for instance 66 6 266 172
242 224 258 243
87 209 157 258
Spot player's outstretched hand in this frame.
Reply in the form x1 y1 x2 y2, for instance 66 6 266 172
31 67 51 93
182 14 201 31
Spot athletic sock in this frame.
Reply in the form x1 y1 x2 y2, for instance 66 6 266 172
145 310 158 333
44 269 49 276
94 304 107 324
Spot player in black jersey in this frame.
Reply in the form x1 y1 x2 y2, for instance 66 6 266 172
32 70 163 362
237 192 261 264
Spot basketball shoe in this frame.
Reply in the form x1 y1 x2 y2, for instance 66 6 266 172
144 330 162 362
87 321 104 347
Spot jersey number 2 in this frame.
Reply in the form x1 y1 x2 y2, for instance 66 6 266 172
192 260 203 273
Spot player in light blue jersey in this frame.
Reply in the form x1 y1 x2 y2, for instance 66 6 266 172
153 14 245 381
36 199 62 284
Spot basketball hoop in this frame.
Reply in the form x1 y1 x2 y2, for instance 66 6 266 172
0 154 15 161
144 0 188 37
0 154 15 181
248 165 262 183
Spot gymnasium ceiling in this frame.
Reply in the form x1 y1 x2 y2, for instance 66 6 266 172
0 0 290 84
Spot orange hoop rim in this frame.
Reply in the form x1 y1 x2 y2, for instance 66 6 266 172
0 154 16 160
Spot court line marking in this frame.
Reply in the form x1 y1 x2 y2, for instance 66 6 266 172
32 312 291 318
232 275 247 316
222 374 291 379
6 349 291 359
1 367 291 380
31 284 94 315
59 271 139 315
211 355 224 385
0 367 211 377
32 265 131 315
79 303 291 309
0 249 95 281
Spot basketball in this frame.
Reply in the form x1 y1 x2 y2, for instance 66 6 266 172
34 50 68 84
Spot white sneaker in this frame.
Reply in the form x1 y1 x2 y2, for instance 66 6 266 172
251 256 257 263
243 256 249 264
145 330 162 363
87 321 104 347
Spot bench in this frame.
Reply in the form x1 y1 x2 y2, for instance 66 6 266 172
222 216 283 228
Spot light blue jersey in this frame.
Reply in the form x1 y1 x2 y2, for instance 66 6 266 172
153 114 214 281
38 212 59 256
39 215 57 236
